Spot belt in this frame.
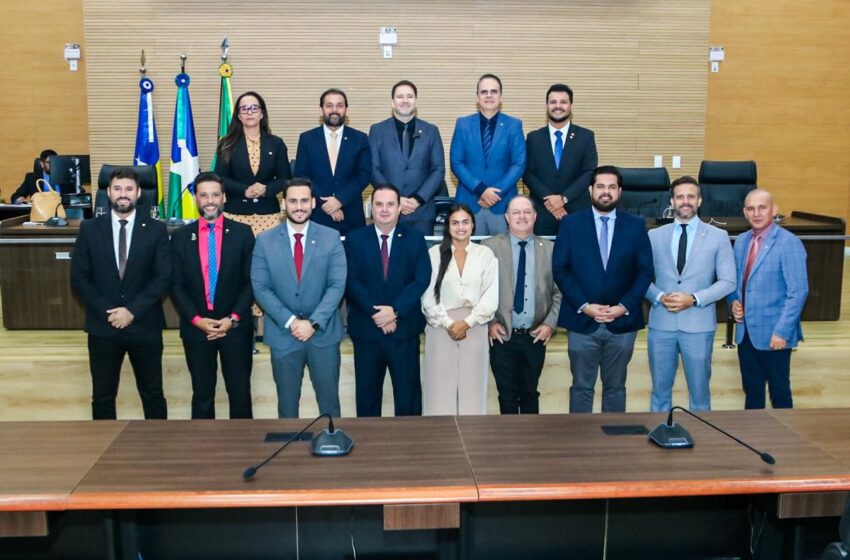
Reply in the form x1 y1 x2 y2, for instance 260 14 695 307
512 327 533 336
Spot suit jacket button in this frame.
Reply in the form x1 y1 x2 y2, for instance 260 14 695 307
677 281 682 285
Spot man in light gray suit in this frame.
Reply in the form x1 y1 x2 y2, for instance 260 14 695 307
645 176 736 412
252 178 347 418
369 80 445 236
483 195 561 414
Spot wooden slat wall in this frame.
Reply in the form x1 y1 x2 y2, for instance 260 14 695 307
0 0 90 202
706 1 850 220
82 0 709 197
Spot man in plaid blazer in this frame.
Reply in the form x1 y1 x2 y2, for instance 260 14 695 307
728 190 808 409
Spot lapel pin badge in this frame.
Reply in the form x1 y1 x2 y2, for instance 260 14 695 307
191 233 197 241
570 132 575 139
141 222 147 227
268 151 273 155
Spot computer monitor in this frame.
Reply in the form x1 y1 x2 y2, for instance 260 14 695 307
49 155 91 193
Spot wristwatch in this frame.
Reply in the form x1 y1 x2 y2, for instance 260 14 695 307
310 320 321 332
229 314 240 329
562 195 568 206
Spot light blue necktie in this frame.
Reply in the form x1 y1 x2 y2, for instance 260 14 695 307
554 130 563 170
599 216 609 269
208 223 218 305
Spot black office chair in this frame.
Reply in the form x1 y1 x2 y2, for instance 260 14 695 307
432 195 455 237
698 160 757 217
618 167 671 217
820 497 850 559
94 164 159 215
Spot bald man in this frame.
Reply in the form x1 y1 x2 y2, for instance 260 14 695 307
727 190 808 409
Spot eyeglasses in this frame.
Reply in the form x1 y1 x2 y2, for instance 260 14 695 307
239 104 261 114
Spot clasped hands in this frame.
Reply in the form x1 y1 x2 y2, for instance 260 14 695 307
107 307 134 329
244 182 267 199
660 292 695 313
194 316 235 340
372 305 397 335
477 187 502 209
542 194 567 220
320 196 345 222
582 303 626 323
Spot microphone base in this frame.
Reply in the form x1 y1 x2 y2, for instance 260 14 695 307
165 217 185 227
648 422 694 449
311 429 353 456
45 217 69 227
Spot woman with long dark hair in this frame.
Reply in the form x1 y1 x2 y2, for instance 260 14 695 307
214 91 291 233
421 204 498 415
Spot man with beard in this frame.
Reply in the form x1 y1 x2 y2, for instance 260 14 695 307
70 167 171 419
345 184 431 416
368 80 445 236
483 195 561 414
251 178 347 418
552 166 653 413
450 73 526 235
170 172 256 419
645 176 736 412
524 84 598 236
294 88 371 234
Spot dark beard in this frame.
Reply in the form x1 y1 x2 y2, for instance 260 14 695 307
591 198 617 212
109 198 137 214
322 113 343 127
548 111 570 124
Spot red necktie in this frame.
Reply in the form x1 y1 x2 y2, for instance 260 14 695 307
741 234 761 303
294 233 304 281
380 234 389 280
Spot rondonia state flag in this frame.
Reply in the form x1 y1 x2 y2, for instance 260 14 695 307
167 71 200 220
133 76 164 215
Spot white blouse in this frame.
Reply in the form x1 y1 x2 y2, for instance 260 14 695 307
421 242 499 329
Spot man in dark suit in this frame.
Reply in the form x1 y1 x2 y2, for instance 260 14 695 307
553 165 653 413
70 167 170 419
11 149 57 203
171 172 255 419
524 84 598 236
483 195 561 414
294 88 372 234
345 184 431 417
369 80 445 236
251 178 347 418
450 74 526 235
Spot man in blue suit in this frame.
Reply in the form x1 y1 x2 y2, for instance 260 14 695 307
294 88 372 234
553 166 653 413
369 80 445 236
450 74 526 235
345 184 431 417
645 176 736 412
251 178 347 418
728 189 808 409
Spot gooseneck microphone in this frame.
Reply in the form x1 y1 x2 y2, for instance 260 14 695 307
45 201 68 227
649 406 776 465
243 414 353 480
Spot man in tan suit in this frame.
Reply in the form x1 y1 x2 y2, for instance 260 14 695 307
483 195 561 414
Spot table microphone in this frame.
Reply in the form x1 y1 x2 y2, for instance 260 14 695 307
45 201 68 227
243 414 353 481
649 406 776 464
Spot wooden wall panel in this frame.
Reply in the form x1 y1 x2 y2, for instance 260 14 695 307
0 0 89 202
706 1 850 221
82 0 710 198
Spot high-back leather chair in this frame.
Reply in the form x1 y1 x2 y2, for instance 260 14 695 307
699 160 757 217
618 167 671 218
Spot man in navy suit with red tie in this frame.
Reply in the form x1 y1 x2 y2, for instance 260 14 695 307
171 172 255 419
294 88 372 234
345 184 431 416
70 167 170 419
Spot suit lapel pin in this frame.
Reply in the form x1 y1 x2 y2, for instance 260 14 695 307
141 222 147 227
311 240 316 245
343 136 348 141
569 132 575 139
397 232 403 238
225 228 230 234
191 232 197 241
268 151 273 155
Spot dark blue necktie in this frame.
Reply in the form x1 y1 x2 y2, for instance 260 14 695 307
482 120 493 160
513 240 528 313
554 130 564 170
208 223 218 305
402 122 411 160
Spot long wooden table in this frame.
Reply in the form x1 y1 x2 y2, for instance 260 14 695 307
0 411 848 558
